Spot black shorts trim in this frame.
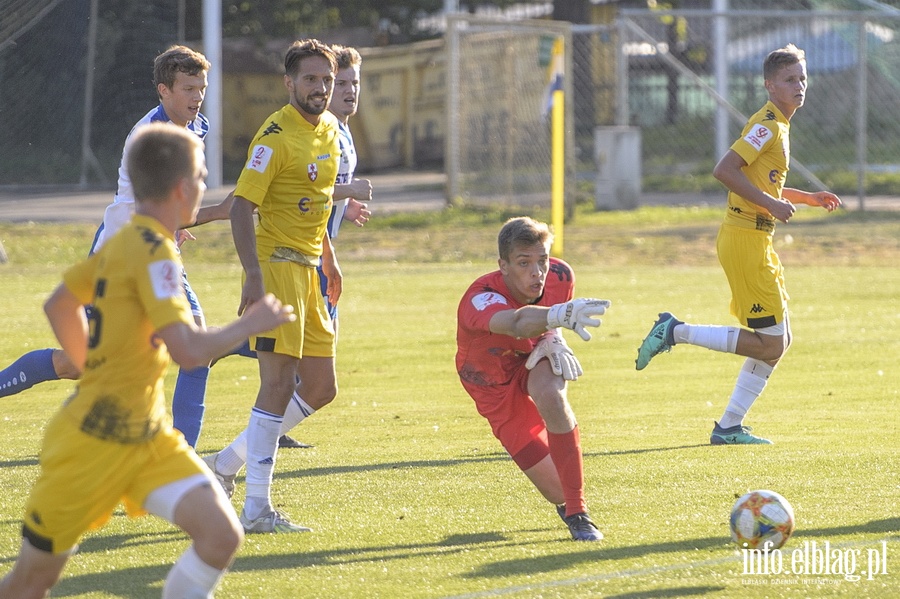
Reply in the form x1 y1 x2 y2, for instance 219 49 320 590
254 337 276 353
22 523 54 553
747 315 777 329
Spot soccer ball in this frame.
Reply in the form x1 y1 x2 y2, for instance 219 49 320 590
730 490 795 550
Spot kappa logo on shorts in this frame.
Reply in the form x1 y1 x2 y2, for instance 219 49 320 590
749 303 765 314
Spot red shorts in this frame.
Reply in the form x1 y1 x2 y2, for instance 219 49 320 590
461 366 549 471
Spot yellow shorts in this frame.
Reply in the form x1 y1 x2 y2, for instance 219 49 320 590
22 412 205 554
716 223 789 329
251 260 335 358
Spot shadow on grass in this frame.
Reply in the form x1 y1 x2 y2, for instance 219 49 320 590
461 516 900 579
0 457 39 468
268 445 708 482
606 587 728 599
271 453 510 481
29 518 900 596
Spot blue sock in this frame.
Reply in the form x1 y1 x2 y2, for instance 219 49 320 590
0 349 59 398
171 366 209 448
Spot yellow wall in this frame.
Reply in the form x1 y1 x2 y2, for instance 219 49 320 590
223 39 446 173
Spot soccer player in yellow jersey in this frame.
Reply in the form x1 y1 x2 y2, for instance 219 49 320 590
0 123 295 598
635 44 841 445
229 39 342 533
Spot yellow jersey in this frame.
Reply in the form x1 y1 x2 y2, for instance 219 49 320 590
724 100 791 233
234 105 341 260
61 215 193 443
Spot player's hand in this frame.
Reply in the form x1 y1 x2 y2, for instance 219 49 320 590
809 190 842 212
175 228 196 248
525 330 583 381
238 271 265 316
767 197 797 223
546 298 611 341
241 293 296 333
343 198 371 227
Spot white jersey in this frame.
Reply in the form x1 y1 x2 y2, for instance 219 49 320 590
92 105 209 252
326 119 358 239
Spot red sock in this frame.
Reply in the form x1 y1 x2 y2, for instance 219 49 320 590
547 425 587 517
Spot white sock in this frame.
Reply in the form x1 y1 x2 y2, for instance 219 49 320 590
718 358 775 428
243 408 281 518
280 391 315 433
217 432 248 476
163 545 225 599
674 324 740 353
216 393 315 475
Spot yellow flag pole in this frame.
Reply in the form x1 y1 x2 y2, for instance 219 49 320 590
551 86 564 257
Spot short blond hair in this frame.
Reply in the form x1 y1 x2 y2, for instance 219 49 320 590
497 217 553 261
127 123 203 203
764 44 806 80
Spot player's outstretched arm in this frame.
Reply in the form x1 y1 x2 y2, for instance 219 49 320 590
159 293 295 370
490 298 611 341
43 285 89 375
333 178 372 202
190 189 235 227
783 188 842 212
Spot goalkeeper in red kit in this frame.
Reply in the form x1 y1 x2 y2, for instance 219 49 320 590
455 216 610 541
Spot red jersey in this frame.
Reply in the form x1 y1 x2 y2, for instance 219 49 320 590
456 258 575 387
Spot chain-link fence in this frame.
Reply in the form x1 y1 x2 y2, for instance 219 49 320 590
445 15 574 208
0 0 183 187
570 9 900 208
3 4 899 211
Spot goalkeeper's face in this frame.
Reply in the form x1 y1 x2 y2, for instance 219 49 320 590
499 242 551 304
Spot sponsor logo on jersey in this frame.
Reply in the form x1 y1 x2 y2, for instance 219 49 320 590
148 259 183 300
308 163 318 181
298 197 311 212
769 169 780 183
743 125 772 151
247 145 273 173
749 303 765 314
472 292 508 311
316 154 331 160
763 110 777 121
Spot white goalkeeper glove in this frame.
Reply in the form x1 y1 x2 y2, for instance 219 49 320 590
546 298 612 341
525 330 583 381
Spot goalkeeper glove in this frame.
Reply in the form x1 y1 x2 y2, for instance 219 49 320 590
525 330 583 381
546 298 611 341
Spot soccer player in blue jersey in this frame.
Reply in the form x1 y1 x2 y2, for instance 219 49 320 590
0 46 234 448
204 44 374 497
635 45 841 445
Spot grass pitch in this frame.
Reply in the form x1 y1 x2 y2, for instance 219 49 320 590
0 204 897 598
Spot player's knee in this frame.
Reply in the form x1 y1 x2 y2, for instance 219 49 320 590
194 517 242 569
757 334 788 362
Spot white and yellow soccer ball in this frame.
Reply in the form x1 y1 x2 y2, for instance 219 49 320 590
730 489 795 550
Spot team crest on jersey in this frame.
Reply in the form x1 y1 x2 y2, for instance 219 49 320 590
743 126 772 151
472 292 508 311
148 259 182 300
308 163 318 181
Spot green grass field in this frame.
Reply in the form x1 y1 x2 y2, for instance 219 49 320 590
0 205 897 598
